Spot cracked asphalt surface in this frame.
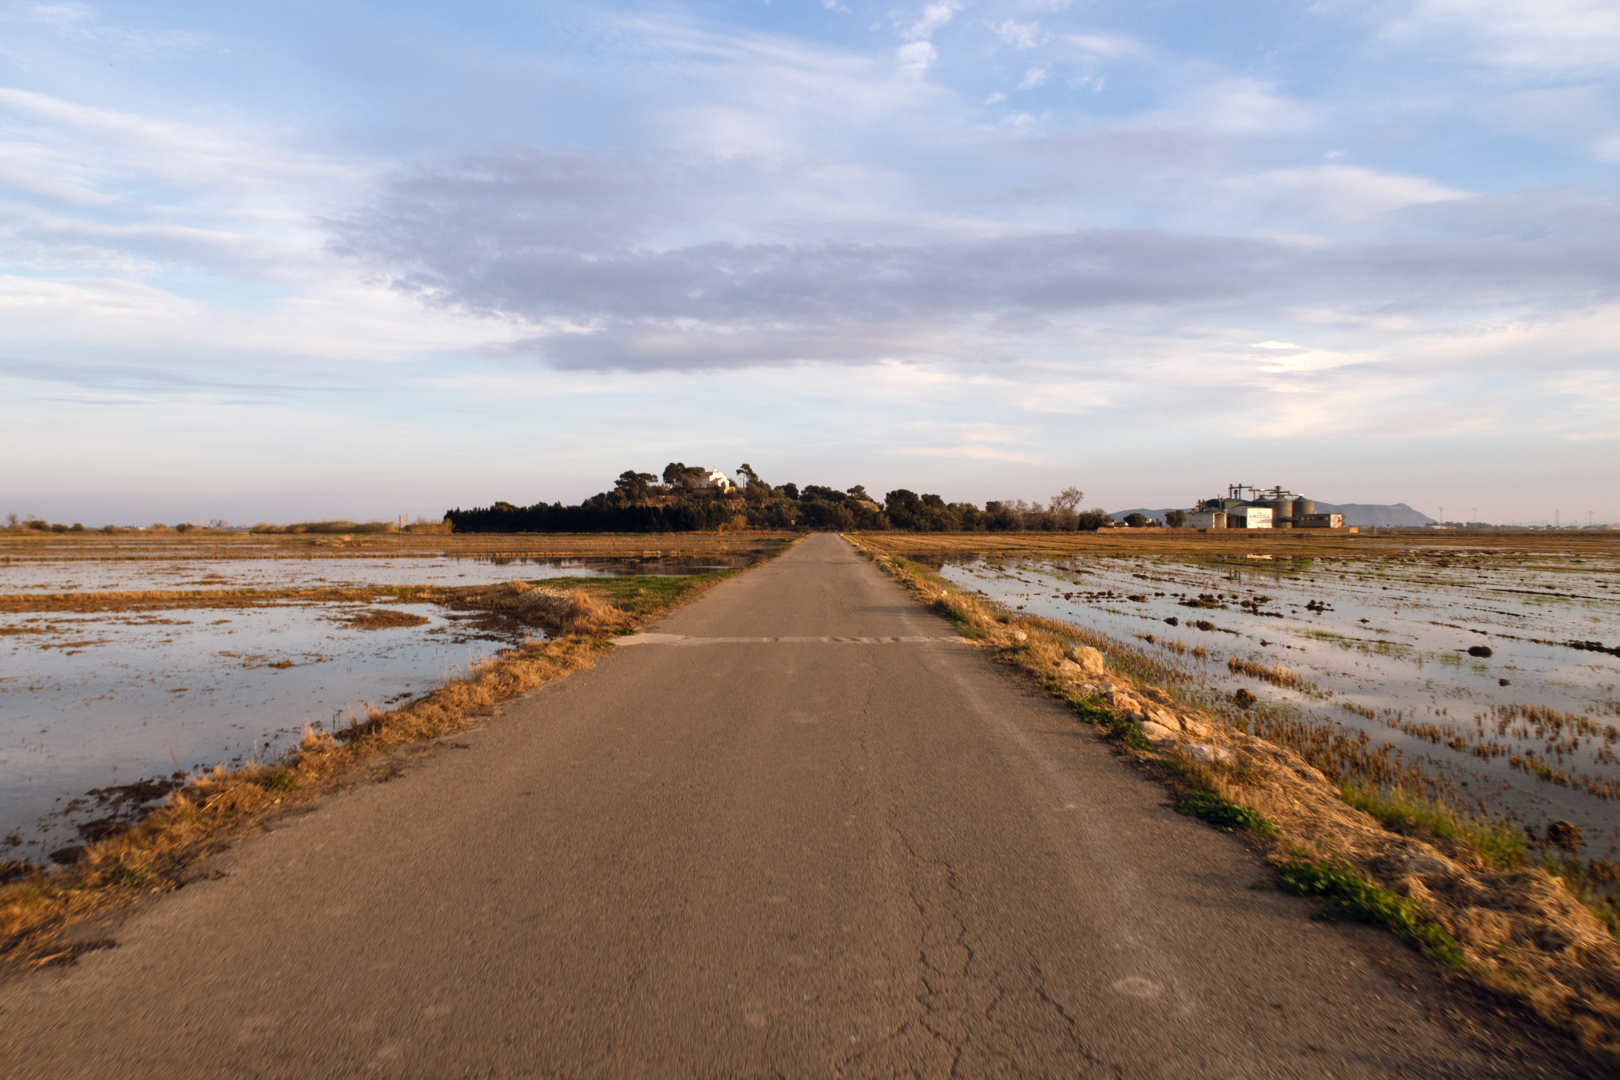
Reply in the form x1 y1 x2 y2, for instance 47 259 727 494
0 534 1542 1076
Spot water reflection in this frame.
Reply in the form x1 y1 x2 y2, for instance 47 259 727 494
0 554 744 860
938 551 1620 852
0 555 743 595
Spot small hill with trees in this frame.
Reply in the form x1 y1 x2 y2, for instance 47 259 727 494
445 466 1106 534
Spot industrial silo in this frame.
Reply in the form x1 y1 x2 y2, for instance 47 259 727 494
1293 495 1315 517
1266 497 1294 529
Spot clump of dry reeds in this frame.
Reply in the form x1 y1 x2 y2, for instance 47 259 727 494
499 583 626 636
1226 655 1307 689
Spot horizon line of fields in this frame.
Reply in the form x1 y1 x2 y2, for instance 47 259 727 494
5 527 1620 565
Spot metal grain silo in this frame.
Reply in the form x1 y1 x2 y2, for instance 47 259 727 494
1293 496 1315 517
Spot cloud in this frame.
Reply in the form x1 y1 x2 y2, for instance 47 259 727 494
1053 31 1141 59
1019 66 1049 90
505 321 946 373
332 148 1620 373
1182 79 1317 135
595 14 956 156
0 353 294 404
6 2 211 57
0 87 366 275
1383 0 1620 73
896 40 938 79
901 2 961 42
337 154 1288 322
994 19 1041 49
1224 165 1468 221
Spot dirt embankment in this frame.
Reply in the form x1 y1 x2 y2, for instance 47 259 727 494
849 539 1620 1068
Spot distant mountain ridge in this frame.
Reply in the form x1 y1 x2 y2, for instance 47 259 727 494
1108 502 1434 528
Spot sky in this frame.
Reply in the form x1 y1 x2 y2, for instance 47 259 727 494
2 0 1618 525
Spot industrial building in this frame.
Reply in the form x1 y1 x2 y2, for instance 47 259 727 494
1185 485 1346 530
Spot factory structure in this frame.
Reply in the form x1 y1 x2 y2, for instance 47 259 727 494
1184 485 1346 530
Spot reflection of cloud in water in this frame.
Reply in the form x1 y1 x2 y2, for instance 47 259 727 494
0 601 519 859
940 551 1620 852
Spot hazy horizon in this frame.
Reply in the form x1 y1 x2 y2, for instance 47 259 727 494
4 1 1617 525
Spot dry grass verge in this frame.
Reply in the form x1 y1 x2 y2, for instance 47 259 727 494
847 537 1620 1066
0 566 764 969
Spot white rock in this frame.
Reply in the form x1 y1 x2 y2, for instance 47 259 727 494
1137 721 1179 745
1178 714 1212 737
1066 645 1106 675
1056 660 1083 676
1107 690 1140 712
1185 744 1233 764
1012 630 1028 642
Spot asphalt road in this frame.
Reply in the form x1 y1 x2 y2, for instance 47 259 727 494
0 534 1541 1077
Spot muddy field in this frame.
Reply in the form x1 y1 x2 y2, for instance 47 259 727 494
0 533 791 862
915 535 1620 856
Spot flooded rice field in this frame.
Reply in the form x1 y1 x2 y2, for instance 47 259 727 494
0 554 738 595
1 554 730 862
939 547 1620 855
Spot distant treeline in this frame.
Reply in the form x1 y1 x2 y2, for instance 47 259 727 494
248 520 449 535
445 463 1112 534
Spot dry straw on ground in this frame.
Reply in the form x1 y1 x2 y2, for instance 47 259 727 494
847 535 1620 1065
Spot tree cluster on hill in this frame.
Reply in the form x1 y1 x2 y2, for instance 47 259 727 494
444 466 1110 534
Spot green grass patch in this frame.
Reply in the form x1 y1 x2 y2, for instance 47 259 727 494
1340 781 1526 871
1179 789 1281 837
251 766 300 793
1058 690 1150 749
527 571 741 622
1274 859 1464 966
97 861 148 888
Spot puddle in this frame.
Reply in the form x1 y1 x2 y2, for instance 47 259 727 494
938 550 1620 854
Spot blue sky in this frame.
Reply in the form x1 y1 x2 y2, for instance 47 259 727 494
3 0 1618 523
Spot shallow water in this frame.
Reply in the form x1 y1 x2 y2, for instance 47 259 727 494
0 601 527 859
939 549 1620 853
1 557 725 860
0 555 735 595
